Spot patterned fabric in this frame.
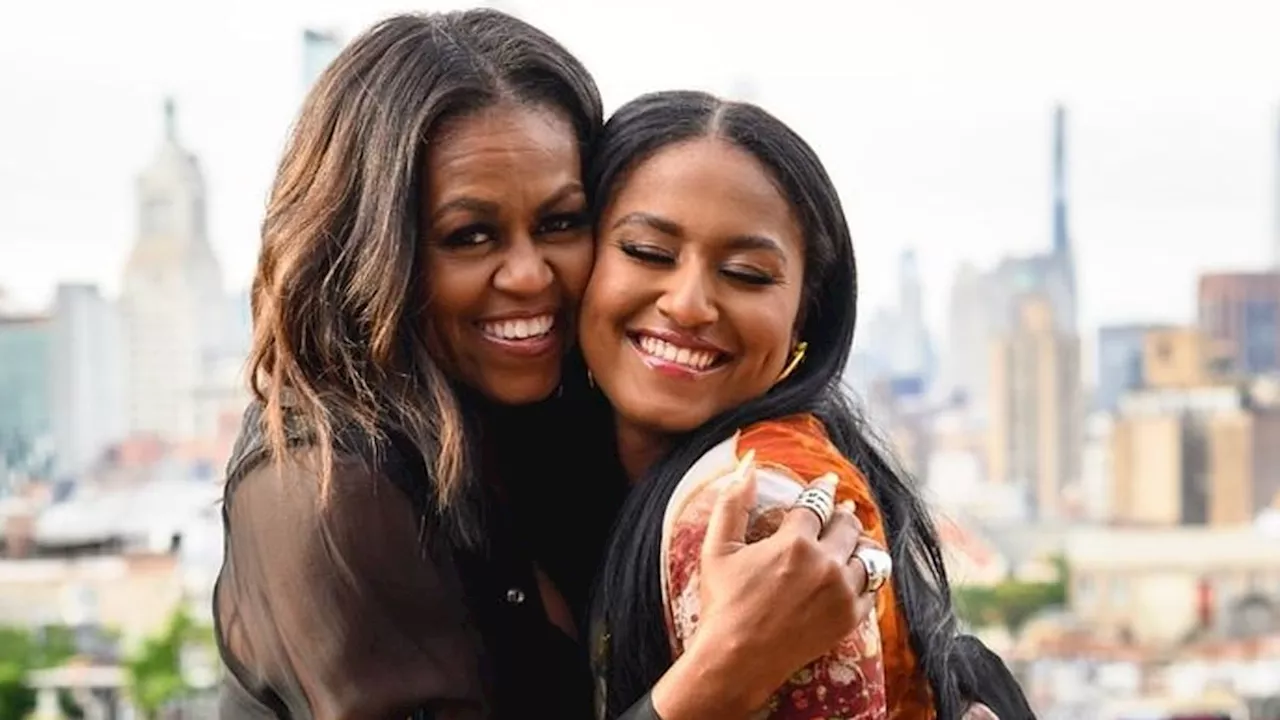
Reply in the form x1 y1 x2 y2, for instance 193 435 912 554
659 414 935 719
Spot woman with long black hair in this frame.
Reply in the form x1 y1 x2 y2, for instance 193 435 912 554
580 90 1034 719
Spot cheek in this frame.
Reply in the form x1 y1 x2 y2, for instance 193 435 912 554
737 295 802 373
547 240 595 307
582 254 641 330
422 257 486 349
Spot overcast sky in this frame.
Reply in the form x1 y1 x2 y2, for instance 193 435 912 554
2 0 1279 347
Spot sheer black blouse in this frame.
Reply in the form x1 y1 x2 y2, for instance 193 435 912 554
214 399 630 720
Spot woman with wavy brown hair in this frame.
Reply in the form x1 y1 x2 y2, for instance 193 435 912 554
214 9 880 720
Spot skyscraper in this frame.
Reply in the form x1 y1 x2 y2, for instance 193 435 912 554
302 29 342 92
887 248 933 397
1273 105 1280 269
119 99 227 441
986 292 1081 520
50 283 126 476
1053 106 1068 256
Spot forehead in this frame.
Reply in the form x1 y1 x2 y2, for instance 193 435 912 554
425 103 580 196
607 138 802 250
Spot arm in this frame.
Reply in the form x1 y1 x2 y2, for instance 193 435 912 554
215 453 484 720
655 462 887 720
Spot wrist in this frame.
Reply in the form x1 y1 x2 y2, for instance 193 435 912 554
650 624 763 720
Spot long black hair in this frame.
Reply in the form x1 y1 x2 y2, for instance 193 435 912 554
589 91 968 718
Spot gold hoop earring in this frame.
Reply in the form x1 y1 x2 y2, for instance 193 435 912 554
776 341 808 383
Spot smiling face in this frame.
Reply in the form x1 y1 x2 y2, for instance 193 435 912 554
421 102 593 405
578 137 806 436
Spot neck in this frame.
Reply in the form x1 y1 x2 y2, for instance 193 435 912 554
614 417 672 485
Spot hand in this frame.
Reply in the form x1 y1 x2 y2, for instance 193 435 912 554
692 454 876 710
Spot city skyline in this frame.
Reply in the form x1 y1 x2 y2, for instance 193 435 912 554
3 0 1280 343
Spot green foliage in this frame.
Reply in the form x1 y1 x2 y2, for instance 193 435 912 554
954 555 1068 633
0 625 79 720
124 608 214 720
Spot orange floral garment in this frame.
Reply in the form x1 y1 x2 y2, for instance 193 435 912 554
659 414 935 719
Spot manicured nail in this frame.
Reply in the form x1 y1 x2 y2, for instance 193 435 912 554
813 472 838 494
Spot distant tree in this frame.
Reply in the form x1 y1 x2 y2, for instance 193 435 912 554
954 555 1068 634
0 625 79 720
125 608 214 720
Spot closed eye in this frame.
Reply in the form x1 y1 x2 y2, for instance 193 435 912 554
618 240 674 265
723 266 776 286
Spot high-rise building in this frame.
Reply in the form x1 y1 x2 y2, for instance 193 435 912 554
1110 328 1280 526
119 99 227 442
1273 106 1280 270
946 105 1080 423
1197 272 1280 376
50 283 127 477
0 312 52 475
1095 323 1173 413
887 249 934 397
986 292 1081 520
939 261 990 408
302 29 342 92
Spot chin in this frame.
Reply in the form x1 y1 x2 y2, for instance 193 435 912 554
626 402 713 435
479 375 562 407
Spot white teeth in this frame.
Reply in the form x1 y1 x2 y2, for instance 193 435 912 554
637 336 719 370
480 314 554 340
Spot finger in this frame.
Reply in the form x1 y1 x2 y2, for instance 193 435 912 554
846 537 890 597
818 500 863 559
778 472 839 538
852 592 876 627
702 450 758 560
846 548 870 596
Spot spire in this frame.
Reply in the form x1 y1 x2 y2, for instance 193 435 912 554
1052 104 1069 258
1273 104 1280 269
163 96 177 142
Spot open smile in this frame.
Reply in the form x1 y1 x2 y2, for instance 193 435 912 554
627 331 730 378
478 313 558 357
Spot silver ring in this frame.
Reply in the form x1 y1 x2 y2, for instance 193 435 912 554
853 546 893 595
791 486 836 529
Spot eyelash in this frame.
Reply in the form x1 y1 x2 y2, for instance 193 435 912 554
616 240 777 286
438 212 588 249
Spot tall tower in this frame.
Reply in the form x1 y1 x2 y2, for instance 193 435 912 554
1273 105 1280 269
119 99 226 442
987 292 1082 520
889 248 933 395
1052 105 1070 259
302 29 343 92
1050 104 1079 335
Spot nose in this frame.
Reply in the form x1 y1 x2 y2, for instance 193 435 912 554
655 263 718 328
493 236 554 296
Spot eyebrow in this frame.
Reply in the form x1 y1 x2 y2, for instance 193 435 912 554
611 211 787 256
430 182 586 225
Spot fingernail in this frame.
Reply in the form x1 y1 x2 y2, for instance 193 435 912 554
732 450 756 481
838 500 857 514
813 472 838 493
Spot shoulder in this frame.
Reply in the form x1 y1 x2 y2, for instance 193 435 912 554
736 414 862 492
734 414 884 539
223 400 422 514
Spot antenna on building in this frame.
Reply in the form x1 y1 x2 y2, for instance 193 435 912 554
163 96 178 142
1273 103 1280 269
